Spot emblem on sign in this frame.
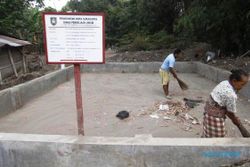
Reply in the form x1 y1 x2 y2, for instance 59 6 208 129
50 17 57 26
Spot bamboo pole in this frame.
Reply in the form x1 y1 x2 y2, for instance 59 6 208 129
8 48 18 77
18 48 27 73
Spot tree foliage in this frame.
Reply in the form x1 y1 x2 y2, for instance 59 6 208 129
0 0 44 38
175 0 250 54
0 0 57 52
1 0 249 55
63 0 181 49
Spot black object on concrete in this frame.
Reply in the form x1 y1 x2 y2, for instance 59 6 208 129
184 98 203 108
116 111 129 120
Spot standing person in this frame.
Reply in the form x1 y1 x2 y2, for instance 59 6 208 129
159 48 182 98
202 69 249 137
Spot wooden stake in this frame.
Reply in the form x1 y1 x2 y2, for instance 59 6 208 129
8 48 18 77
18 48 28 73
0 71 3 85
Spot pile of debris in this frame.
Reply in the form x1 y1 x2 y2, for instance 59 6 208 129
140 98 203 132
159 100 189 116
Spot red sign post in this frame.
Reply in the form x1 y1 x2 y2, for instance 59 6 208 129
74 64 84 135
43 12 105 135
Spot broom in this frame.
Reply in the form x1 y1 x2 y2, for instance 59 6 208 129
237 123 250 137
176 77 189 90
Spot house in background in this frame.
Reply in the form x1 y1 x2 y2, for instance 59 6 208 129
0 35 31 80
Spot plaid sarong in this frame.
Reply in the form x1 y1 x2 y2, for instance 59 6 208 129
202 97 227 137
203 113 226 137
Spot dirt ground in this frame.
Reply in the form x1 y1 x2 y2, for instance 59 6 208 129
0 73 250 137
0 53 59 90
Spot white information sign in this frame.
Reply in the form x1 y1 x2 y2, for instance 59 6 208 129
43 12 105 64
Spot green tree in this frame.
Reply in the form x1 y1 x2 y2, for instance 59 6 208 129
175 0 250 55
0 0 44 38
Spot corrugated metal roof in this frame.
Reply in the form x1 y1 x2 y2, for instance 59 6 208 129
0 35 31 47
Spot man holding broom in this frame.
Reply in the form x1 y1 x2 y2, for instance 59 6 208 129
159 48 187 98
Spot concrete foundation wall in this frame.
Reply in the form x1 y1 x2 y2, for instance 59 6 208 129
195 62 250 99
81 62 196 73
0 67 72 116
195 62 231 83
0 89 13 116
0 133 249 167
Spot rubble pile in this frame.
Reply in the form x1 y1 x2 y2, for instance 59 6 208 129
138 99 203 132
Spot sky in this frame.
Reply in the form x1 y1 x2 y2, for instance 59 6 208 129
43 0 69 11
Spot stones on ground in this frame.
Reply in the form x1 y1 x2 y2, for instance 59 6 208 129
160 124 169 127
159 104 169 111
175 111 180 116
184 126 192 132
150 114 160 119
244 119 250 126
192 117 201 125
163 116 172 120
183 113 194 120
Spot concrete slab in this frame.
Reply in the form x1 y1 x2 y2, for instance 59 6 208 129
0 89 12 116
0 133 250 167
10 86 22 110
0 73 249 137
196 62 218 82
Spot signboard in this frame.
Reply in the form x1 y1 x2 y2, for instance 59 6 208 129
43 12 105 64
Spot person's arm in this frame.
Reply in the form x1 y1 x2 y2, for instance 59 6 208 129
226 112 241 126
226 111 250 137
168 56 178 79
224 95 250 136
225 95 239 125
169 67 177 79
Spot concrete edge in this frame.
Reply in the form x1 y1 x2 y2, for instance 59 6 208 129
0 89 12 117
0 133 250 146
2 133 250 167
81 62 196 73
194 62 250 99
0 66 73 116
195 62 231 83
